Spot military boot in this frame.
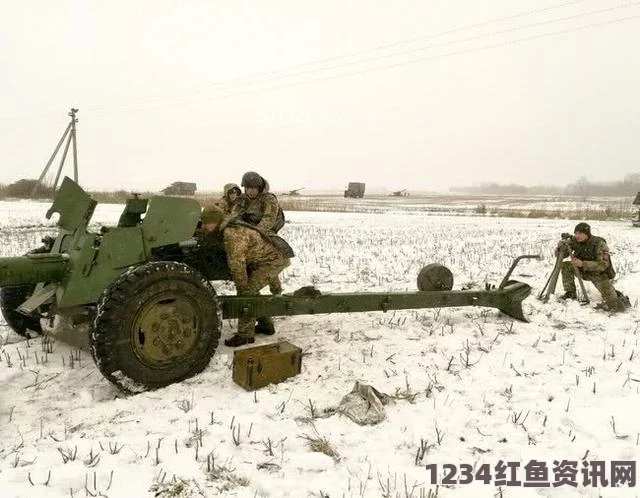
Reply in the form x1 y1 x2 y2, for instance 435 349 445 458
255 317 276 336
226 316 256 346
593 301 622 313
609 298 628 313
616 291 631 310
224 335 255 347
559 291 577 300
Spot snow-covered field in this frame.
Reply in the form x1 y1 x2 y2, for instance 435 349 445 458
276 194 635 218
1 201 640 498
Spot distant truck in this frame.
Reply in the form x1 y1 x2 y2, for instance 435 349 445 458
344 182 365 198
162 182 197 196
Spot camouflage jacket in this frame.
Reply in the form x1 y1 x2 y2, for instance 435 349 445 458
231 179 284 232
216 183 241 215
223 224 290 291
217 196 236 215
558 235 614 276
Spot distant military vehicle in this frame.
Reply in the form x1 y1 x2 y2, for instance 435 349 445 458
391 189 409 197
344 182 365 198
162 182 197 196
283 188 305 196
0 178 537 393
633 192 640 227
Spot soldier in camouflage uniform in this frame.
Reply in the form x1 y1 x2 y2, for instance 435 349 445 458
557 222 625 312
200 204 291 347
217 183 241 214
232 171 285 233
231 171 286 334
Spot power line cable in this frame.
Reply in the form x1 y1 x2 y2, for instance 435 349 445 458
0 1 637 121
83 0 595 112
168 14 640 106
181 1 640 95
119 0 591 96
91 9 640 114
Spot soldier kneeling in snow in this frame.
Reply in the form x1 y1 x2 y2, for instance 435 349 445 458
200 204 292 347
557 222 629 312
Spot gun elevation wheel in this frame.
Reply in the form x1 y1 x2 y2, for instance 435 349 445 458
91 262 221 393
0 285 43 337
417 264 454 291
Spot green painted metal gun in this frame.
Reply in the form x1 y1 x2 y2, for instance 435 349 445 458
0 178 539 393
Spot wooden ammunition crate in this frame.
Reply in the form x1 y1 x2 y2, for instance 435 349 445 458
232 341 302 390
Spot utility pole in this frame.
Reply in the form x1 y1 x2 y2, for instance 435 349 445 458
33 108 79 197
70 108 78 183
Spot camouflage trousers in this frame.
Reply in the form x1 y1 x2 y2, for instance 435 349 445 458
237 257 290 338
561 262 618 306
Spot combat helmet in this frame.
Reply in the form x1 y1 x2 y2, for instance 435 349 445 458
223 183 241 197
241 171 264 189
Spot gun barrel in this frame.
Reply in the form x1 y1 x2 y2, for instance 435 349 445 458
0 254 68 287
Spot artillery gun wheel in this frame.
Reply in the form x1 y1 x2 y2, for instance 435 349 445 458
0 285 43 337
417 264 454 292
91 262 221 393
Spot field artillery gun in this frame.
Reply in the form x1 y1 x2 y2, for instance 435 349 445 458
390 189 409 197
283 188 305 196
0 178 538 393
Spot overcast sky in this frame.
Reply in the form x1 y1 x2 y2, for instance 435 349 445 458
1 0 639 193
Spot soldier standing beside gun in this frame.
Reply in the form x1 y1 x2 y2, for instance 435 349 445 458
200 205 292 347
557 222 626 312
230 171 286 335
232 171 285 233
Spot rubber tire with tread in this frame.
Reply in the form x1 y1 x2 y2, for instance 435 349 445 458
0 285 43 337
90 261 221 393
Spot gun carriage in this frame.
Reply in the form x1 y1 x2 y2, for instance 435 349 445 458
0 178 537 392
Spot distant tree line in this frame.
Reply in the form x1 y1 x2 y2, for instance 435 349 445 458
453 174 640 197
2 173 640 200
0 179 53 199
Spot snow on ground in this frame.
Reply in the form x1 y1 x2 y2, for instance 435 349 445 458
1 201 640 497
277 194 635 217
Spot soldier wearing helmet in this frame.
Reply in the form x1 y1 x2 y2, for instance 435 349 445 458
200 204 291 347
233 171 285 233
232 172 286 337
